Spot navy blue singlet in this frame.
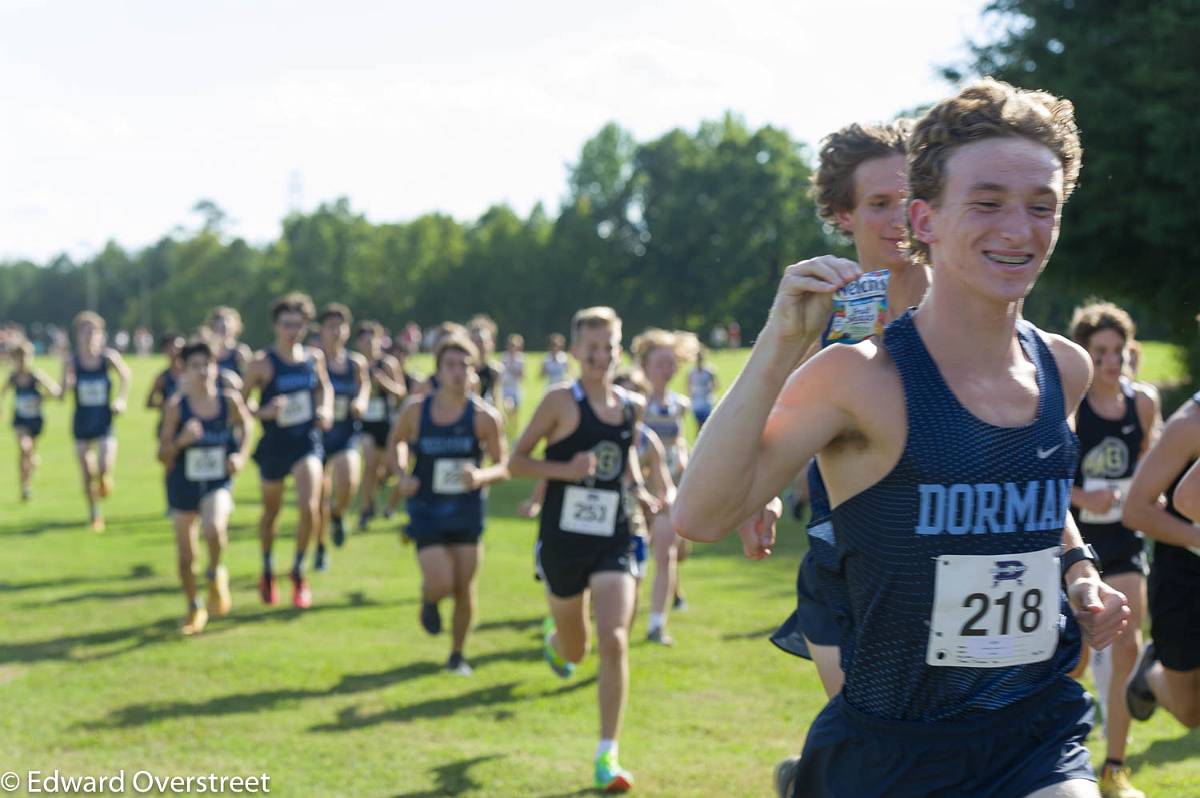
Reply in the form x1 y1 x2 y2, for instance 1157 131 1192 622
258 349 319 447
324 353 361 451
166 394 237 509
813 311 1081 721
72 354 113 440
406 396 484 534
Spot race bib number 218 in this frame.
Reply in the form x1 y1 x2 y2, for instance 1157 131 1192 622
926 546 1060 668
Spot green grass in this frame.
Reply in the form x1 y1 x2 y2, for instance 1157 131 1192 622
1136 341 1189 390
0 349 1196 797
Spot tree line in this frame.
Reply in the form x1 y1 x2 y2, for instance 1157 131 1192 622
0 1 1194 372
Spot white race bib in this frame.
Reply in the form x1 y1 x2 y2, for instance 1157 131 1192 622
277 391 313 428
432 458 473 495
77 379 107 407
1079 477 1133 525
334 395 351 422
926 546 1060 668
364 396 388 422
184 446 226 481
15 394 40 418
559 486 620 537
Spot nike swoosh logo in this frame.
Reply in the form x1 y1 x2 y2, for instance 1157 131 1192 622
1037 444 1063 459
1122 424 1136 435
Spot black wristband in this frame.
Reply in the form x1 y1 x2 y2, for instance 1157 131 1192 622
1061 544 1101 581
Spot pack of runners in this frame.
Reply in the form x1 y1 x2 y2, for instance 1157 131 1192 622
8 77 1200 798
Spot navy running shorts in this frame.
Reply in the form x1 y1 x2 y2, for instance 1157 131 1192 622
791 675 1094 797
771 551 842 659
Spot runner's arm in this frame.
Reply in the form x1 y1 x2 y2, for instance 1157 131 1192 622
107 349 132 412
1135 385 1163 455
350 353 371 418
227 390 254 467
674 346 855 540
509 390 587 482
375 355 408 402
60 353 75 398
642 427 676 504
1123 412 1200 548
387 401 419 476
34 369 63 398
471 404 510 487
145 372 166 409
157 399 183 467
311 348 334 425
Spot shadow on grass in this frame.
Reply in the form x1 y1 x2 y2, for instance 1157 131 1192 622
84 645 544 729
22 584 179 608
0 563 156 594
721 625 779 641
0 512 175 538
2 593 398 667
474 616 541 634
310 675 597 732
1128 726 1200 769
392 754 503 798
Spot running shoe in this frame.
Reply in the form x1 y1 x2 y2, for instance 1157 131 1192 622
542 617 574 679
421 601 442 635
672 594 689 612
1099 764 1144 798
594 750 633 793
181 607 209 636
332 516 346 547
1126 642 1158 721
774 756 801 798
446 652 474 676
259 573 278 605
291 571 312 609
208 566 232 616
314 545 329 572
358 505 374 532
646 627 674 646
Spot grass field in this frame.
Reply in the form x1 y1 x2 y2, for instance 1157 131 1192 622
1 346 1197 797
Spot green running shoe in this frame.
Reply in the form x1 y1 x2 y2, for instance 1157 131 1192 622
594 750 633 793
542 617 574 679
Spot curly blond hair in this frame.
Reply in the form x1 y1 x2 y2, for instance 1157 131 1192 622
631 328 699 367
906 78 1082 265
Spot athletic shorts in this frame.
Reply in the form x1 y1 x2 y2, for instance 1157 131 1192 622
167 472 231 513
1149 549 1200 671
771 551 841 659
407 527 482 550
1082 525 1148 578
13 419 43 438
361 420 390 449
791 675 1094 798
322 427 359 462
693 404 712 426
73 420 113 442
632 534 647 573
535 537 639 598
254 437 323 482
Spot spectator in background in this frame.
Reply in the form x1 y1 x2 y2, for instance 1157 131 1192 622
726 320 741 349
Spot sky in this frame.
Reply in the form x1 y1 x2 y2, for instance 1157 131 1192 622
0 0 993 263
